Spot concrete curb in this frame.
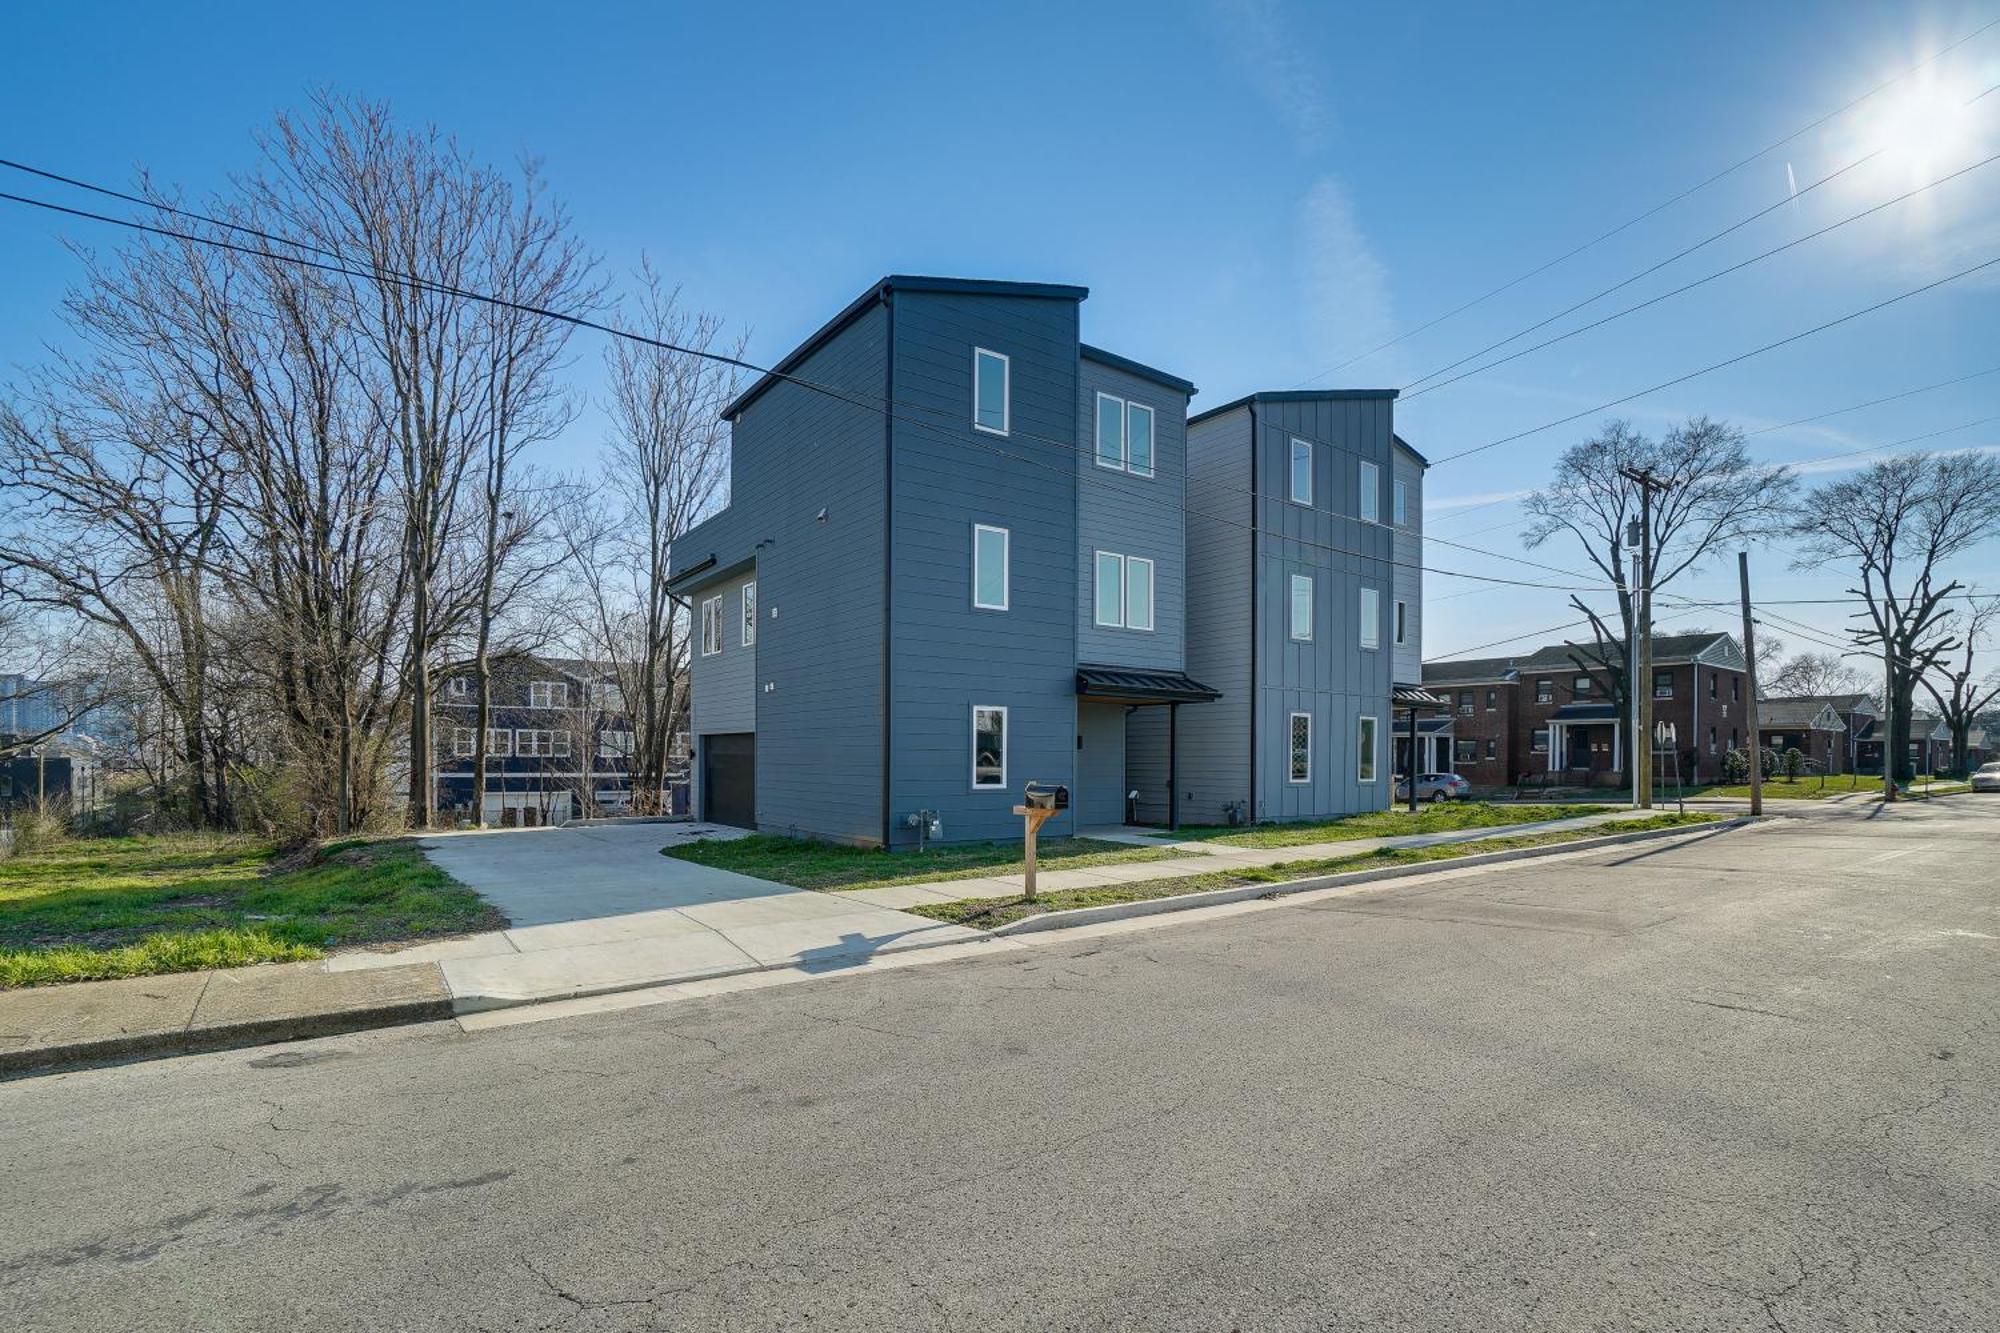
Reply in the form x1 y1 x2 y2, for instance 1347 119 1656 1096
986 817 1756 937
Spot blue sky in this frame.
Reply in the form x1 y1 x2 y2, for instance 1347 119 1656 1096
4 1 1997 667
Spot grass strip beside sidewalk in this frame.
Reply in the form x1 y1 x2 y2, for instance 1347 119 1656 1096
1155 802 1615 848
662 834 1191 892
1 835 504 988
906 812 1722 931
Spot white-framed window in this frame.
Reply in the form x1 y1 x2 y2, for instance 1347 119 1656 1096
1095 392 1124 470
973 523 1010 611
701 595 722 657
972 705 1007 790
1393 478 1408 526
446 675 471 699
973 347 1010 436
1360 460 1381 524
529 680 569 710
485 727 512 757
1357 715 1379 783
516 728 572 759
1128 402 1155 477
741 582 757 647
598 729 635 759
1092 551 1154 631
1359 586 1381 650
1289 437 1313 505
1394 599 1408 646
1288 712 1312 783
1289 573 1313 642
589 682 623 711
452 726 475 758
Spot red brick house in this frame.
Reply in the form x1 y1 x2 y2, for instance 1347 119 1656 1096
1757 693 1876 776
1422 632 1751 787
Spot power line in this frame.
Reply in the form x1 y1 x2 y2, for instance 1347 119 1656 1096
1290 15 2000 385
1426 250 2000 466
1745 363 2000 436
0 180 1613 594
1399 147 2000 402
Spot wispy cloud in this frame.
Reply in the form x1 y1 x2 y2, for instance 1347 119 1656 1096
1208 0 1332 152
1296 176 1402 383
1790 442 2000 476
1426 488 1530 512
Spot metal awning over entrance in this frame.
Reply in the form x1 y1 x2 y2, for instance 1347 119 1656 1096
1075 664 1221 704
1393 683 1447 708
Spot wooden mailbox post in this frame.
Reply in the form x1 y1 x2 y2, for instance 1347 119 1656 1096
1013 782 1069 900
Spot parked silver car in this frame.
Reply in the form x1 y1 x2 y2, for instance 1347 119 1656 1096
1396 772 1471 802
1972 762 2000 793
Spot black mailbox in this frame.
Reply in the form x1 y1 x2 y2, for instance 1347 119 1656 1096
1023 782 1069 811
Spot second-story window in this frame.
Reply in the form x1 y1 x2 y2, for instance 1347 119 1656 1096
1573 675 1593 696
1289 573 1313 641
1359 587 1381 649
1395 599 1409 645
598 729 635 759
973 347 1009 436
1093 551 1153 630
701 596 722 656
1360 460 1381 524
1458 691 1474 717
1289 438 1312 505
973 524 1009 610
1393 478 1408 526
529 680 569 710
1093 394 1156 477
741 582 757 647
1127 402 1154 477
1653 670 1674 699
447 676 471 700
1536 678 1553 704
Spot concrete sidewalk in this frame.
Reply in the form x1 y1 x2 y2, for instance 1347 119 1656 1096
844 807 1665 909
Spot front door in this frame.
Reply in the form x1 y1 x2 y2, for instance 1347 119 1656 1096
701 733 755 829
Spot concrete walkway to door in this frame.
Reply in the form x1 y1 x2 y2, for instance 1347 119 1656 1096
329 822 986 1011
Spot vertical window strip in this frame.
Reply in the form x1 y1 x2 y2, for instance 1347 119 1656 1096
1360 460 1381 524
1289 438 1312 504
1095 392 1125 469
1125 556 1154 631
1094 551 1124 627
1290 573 1313 641
741 582 757 647
972 705 1007 789
1357 715 1378 782
1126 402 1154 477
974 348 1010 435
973 524 1010 610
1289 712 1312 783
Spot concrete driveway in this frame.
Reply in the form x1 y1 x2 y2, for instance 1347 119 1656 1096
332 822 985 1009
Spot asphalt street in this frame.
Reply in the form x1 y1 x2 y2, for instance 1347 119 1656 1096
3 798 1995 1331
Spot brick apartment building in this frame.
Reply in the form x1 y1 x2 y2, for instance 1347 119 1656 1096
1421 631 1750 788
1756 693 1876 776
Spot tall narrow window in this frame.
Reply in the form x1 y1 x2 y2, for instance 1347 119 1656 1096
973 347 1009 435
1357 715 1379 783
1393 478 1408 526
1289 438 1312 505
1359 587 1381 649
1125 556 1154 631
1094 551 1124 627
972 705 1007 789
1127 402 1155 477
1394 599 1408 645
1360 460 1381 523
1289 573 1313 641
741 581 757 647
1288 712 1312 783
1095 392 1124 469
701 596 722 656
973 524 1010 610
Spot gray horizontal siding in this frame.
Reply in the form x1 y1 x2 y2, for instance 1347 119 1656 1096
1076 356 1188 673
1391 444 1425 686
1176 404 1254 824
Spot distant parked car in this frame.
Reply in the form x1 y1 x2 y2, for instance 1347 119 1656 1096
1396 772 1471 803
1971 762 2000 793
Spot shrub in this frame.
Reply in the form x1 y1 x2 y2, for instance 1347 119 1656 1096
1782 747 1805 781
1720 748 1750 784
2 799 72 859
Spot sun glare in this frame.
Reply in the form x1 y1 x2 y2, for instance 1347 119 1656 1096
1852 68 1989 185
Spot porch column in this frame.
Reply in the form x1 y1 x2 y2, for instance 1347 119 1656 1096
1548 722 1562 773
1612 721 1622 773
1168 701 1180 832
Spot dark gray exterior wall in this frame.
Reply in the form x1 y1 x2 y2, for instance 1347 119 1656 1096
1175 404 1255 824
885 289 1082 846
689 571 757 741
1252 396 1396 818
1390 441 1425 688
1075 356 1188 673
674 302 890 845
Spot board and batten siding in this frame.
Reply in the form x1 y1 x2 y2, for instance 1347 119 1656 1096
1174 403 1255 824
1250 397 1396 818
886 288 1083 846
1390 441 1425 687
1075 355 1188 673
679 301 891 844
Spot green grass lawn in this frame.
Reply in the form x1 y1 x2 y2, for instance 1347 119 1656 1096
907 812 1721 930
1153 801 1615 849
1669 773 1876 800
0 833 505 988
662 833 1191 893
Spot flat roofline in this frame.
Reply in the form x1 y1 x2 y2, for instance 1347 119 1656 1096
723 275 1090 420
1188 388 1399 428
1079 343 1196 396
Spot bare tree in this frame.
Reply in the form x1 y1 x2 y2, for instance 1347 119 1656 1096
564 268 736 813
1922 593 2000 775
1524 417 1797 779
1794 452 2000 792
1765 650 1869 699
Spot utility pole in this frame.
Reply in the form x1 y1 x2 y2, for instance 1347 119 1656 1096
1619 465 1673 808
1738 551 1762 816
1882 636 1897 803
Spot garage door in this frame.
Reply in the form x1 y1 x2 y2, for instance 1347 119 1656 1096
701 733 755 829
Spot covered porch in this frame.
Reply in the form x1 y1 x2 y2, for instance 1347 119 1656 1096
1075 664 1221 831
1547 702 1623 777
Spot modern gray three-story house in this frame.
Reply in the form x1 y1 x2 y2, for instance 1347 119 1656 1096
667 275 1423 845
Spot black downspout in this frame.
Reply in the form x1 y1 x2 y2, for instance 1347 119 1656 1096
1246 402 1258 823
1169 701 1180 831
879 292 896 849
